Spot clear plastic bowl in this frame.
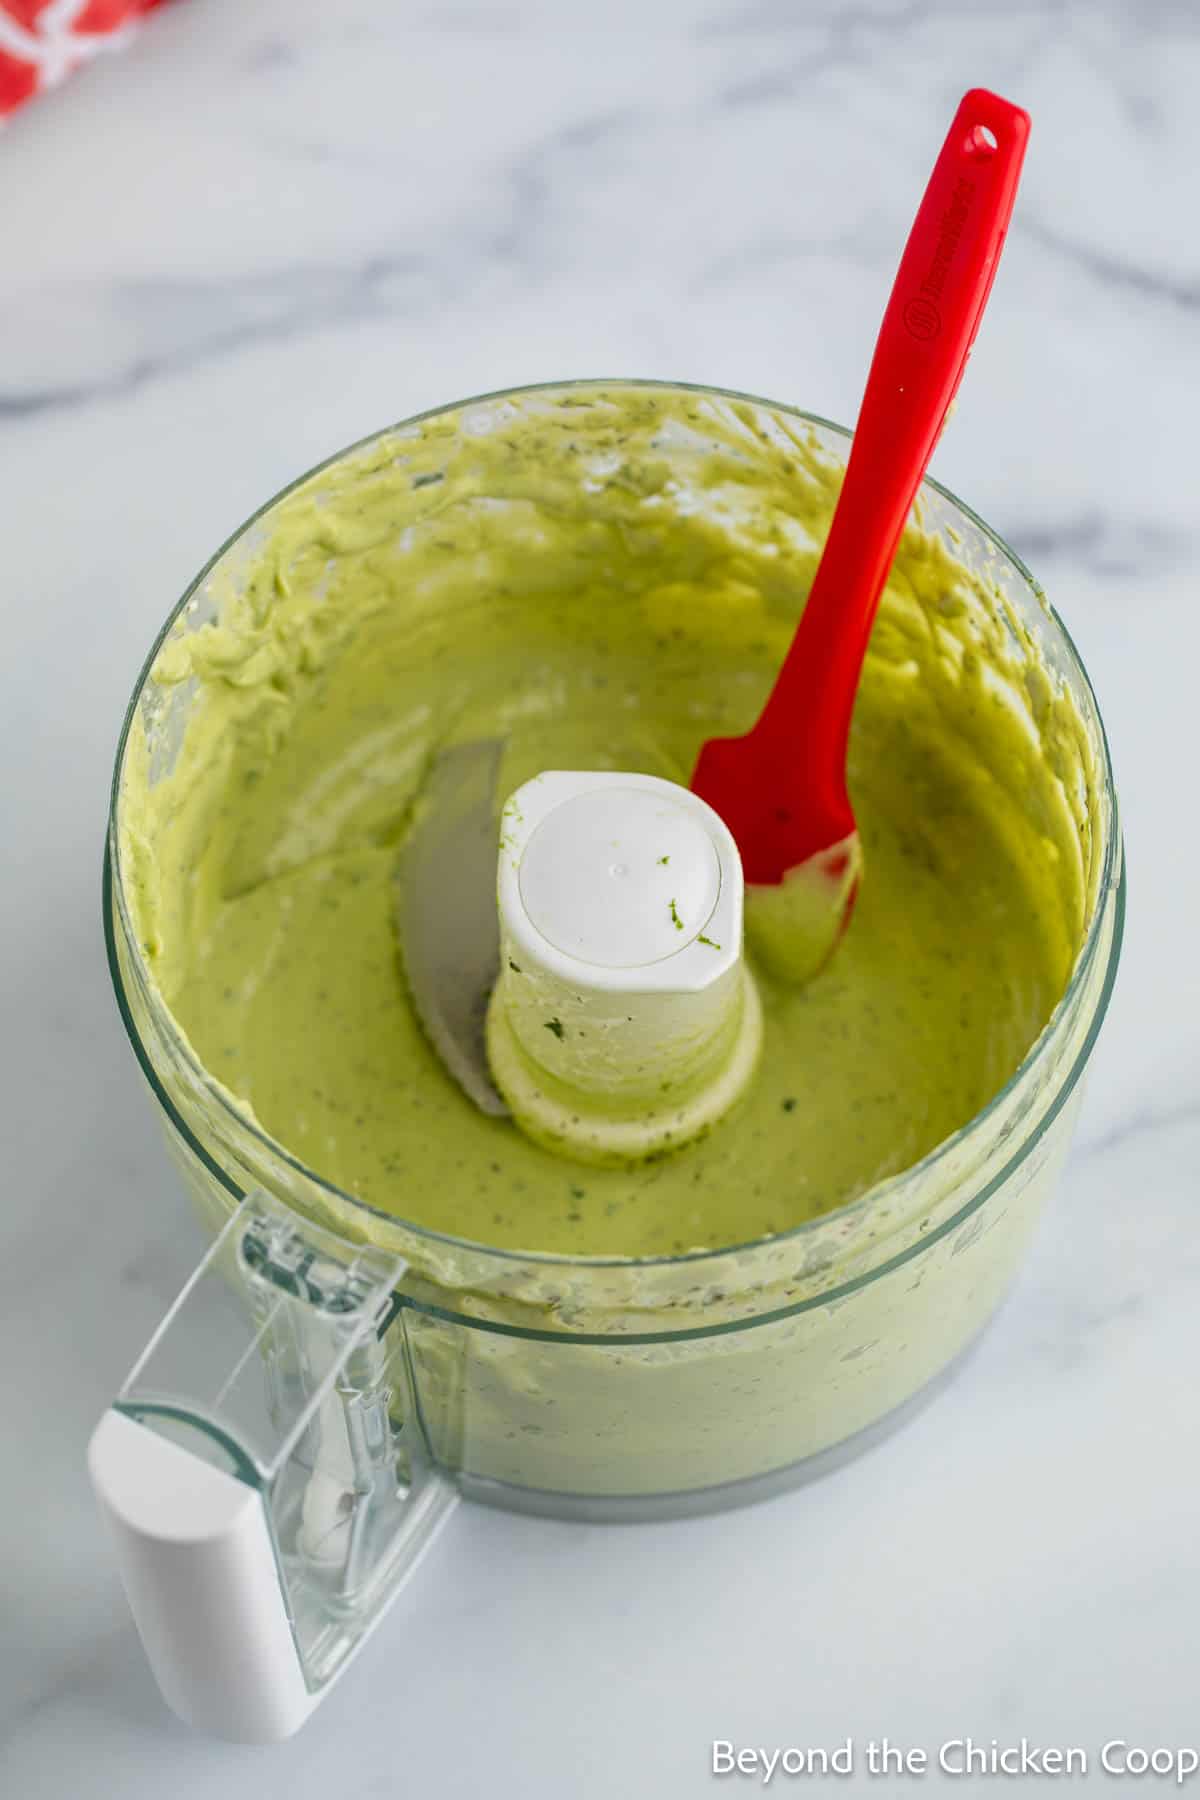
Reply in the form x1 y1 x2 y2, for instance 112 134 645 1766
105 381 1124 1519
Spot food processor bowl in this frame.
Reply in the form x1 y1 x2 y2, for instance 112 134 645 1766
105 379 1124 1508
96 382 1123 1737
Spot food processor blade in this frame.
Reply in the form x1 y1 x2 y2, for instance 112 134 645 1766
394 738 510 1116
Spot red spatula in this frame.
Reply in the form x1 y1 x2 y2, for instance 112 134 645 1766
692 88 1031 980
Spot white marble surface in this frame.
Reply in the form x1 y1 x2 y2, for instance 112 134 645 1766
2 0 1197 1792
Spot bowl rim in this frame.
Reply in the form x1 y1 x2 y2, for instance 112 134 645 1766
104 377 1125 1322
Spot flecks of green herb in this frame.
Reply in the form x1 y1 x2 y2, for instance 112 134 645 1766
782 1097 797 1113
508 960 523 974
411 470 444 489
697 934 721 950
545 1018 565 1039
669 898 684 931
657 854 670 865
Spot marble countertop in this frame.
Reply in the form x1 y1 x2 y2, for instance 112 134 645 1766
2 1 1196 1793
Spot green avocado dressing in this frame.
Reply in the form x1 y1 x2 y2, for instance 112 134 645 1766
119 387 1094 1260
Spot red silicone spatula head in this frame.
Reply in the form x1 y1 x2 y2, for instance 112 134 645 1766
692 88 1030 980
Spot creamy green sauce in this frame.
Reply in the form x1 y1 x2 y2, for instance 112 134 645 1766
119 387 1092 1260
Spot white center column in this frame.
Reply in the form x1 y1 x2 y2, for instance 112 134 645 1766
486 771 762 1165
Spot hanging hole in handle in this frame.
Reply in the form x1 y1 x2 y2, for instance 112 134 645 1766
964 123 998 159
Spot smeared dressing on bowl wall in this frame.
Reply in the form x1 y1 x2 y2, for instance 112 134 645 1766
117 385 1101 1262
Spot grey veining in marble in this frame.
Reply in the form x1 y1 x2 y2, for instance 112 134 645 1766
1 1 1196 1793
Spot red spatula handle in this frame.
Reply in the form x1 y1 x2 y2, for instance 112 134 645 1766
750 89 1030 845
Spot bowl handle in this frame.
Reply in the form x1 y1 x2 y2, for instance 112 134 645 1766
87 1189 459 1742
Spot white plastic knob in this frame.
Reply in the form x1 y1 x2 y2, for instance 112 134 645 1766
89 1409 316 1742
487 771 762 1163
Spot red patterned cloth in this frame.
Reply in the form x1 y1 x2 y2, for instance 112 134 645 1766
0 0 165 119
